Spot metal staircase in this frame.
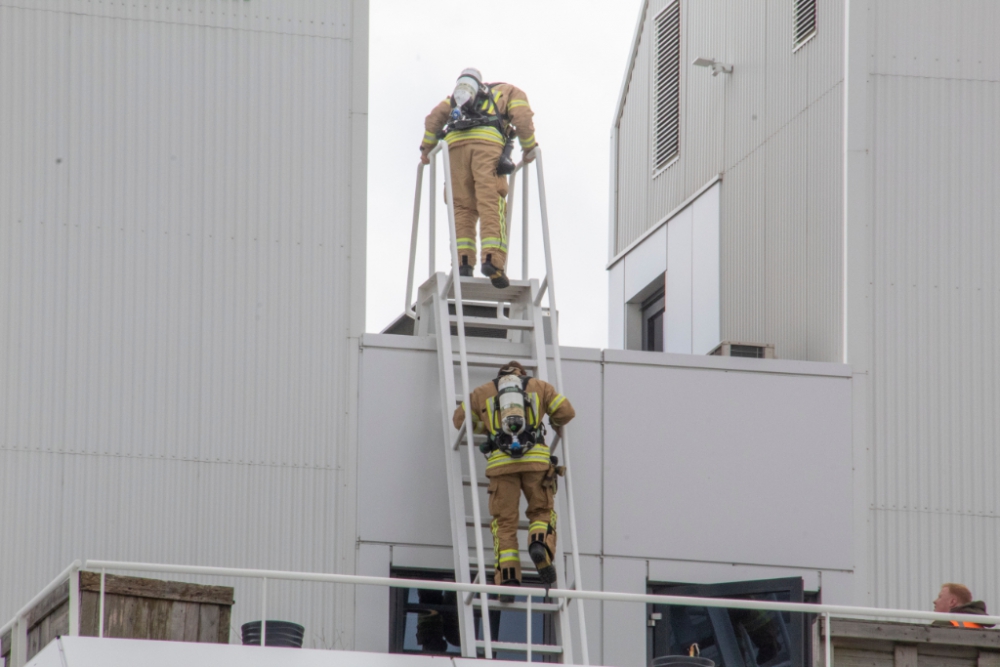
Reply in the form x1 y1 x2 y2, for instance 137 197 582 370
405 144 589 663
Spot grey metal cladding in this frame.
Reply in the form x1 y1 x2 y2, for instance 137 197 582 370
653 1 681 171
0 0 368 646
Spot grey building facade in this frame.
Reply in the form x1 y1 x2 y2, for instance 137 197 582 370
609 0 1000 614
0 0 369 649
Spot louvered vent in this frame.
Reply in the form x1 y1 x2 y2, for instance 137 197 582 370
794 0 817 49
653 1 681 171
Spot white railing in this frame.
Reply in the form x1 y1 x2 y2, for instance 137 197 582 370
4 559 999 667
404 143 554 319
403 139 590 662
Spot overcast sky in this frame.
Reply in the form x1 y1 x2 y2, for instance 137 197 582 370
367 0 643 349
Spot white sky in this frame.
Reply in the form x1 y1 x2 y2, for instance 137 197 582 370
366 0 643 349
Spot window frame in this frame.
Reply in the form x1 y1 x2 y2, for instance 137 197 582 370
641 287 666 352
646 577 816 667
389 567 558 661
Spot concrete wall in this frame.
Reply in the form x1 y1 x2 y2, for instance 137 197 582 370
0 0 368 648
355 334 854 666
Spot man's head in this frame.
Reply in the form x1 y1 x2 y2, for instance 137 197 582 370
497 360 526 378
934 583 973 612
452 68 484 110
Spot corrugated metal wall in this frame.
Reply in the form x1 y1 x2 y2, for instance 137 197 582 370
868 0 1000 612
0 0 367 647
614 0 844 362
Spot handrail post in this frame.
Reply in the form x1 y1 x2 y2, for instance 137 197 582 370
405 163 425 317
261 578 268 648
526 593 533 663
522 160 530 281
12 615 25 667
429 154 437 276
98 569 106 638
506 166 519 281
68 565 80 636
825 612 832 667
533 148 590 664
441 141 493 660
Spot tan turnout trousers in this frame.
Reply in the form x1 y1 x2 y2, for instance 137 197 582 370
488 468 558 584
447 141 509 271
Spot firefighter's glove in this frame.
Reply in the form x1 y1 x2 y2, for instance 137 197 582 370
523 148 537 164
479 440 493 456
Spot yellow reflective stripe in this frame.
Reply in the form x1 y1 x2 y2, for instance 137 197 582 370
498 196 507 245
456 237 477 250
529 522 548 532
481 237 508 251
549 394 566 413
499 549 520 563
492 519 500 566
485 445 551 469
423 131 438 141
508 99 529 109
519 134 537 150
485 398 498 435
444 127 505 146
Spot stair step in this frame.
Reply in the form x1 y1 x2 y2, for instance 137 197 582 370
450 277 532 303
475 640 563 655
491 599 562 613
467 517 530 530
450 315 534 331
455 433 488 446
453 354 538 369
462 476 489 488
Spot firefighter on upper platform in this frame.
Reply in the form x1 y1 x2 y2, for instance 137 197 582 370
420 68 538 289
452 361 574 597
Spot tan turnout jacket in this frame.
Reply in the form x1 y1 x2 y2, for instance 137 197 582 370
421 82 537 155
453 376 574 477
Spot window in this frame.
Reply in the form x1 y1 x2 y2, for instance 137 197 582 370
647 578 816 667
389 569 557 661
653 0 681 171
641 288 665 352
794 0 817 50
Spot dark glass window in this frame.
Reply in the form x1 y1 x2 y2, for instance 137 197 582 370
642 288 665 352
389 569 557 662
647 578 816 667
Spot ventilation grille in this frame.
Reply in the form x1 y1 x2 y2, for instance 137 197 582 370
709 341 776 359
794 0 817 49
653 1 681 171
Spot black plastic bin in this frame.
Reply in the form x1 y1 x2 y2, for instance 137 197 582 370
241 620 305 648
651 657 715 667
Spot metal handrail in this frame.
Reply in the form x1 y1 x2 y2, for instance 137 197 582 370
8 559 1000 667
403 143 590 662
0 560 81 667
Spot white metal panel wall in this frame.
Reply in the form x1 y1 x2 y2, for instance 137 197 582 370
0 0 368 647
867 0 1000 612
614 0 845 362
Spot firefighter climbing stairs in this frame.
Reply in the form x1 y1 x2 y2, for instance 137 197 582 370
405 145 589 663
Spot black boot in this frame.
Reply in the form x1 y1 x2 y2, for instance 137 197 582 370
529 541 557 590
498 578 520 604
459 257 474 277
480 257 509 289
